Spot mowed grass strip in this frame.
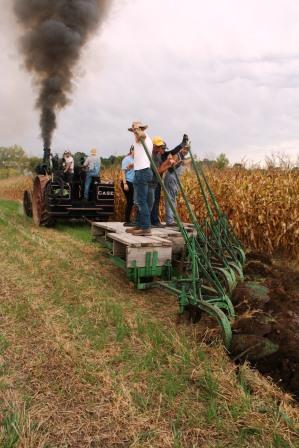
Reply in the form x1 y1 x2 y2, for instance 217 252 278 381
0 199 298 447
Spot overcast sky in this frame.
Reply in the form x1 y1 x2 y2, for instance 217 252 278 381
1 0 299 164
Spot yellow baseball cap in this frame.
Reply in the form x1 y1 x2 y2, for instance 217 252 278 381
152 136 165 147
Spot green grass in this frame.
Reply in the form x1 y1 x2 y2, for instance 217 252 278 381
0 199 19 213
0 404 21 448
55 222 92 243
272 434 292 448
0 335 9 355
0 199 298 447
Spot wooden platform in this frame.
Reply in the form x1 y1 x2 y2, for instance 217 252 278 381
91 221 183 238
107 232 172 247
91 221 192 268
91 221 193 239
108 231 172 268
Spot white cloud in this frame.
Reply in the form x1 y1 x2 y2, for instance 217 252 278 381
1 0 299 163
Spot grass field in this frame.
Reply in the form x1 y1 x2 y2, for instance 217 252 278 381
0 199 298 447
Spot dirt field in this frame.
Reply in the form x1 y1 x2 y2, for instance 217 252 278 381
231 255 299 399
0 199 298 447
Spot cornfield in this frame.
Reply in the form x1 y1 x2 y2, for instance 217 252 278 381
180 167 299 257
104 166 299 257
0 175 33 201
1 167 299 256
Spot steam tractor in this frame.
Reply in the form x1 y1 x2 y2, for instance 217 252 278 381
23 147 114 226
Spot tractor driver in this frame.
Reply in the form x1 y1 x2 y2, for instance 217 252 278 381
83 148 101 200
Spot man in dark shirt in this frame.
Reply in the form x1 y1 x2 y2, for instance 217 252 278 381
163 134 190 225
150 137 166 226
150 134 190 226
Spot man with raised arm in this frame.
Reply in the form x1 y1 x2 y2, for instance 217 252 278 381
127 121 153 236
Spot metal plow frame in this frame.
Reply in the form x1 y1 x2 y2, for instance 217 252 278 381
137 138 245 349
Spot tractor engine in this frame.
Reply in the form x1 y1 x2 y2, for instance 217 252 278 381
23 148 115 226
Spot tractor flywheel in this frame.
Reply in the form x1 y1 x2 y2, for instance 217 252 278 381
32 175 55 227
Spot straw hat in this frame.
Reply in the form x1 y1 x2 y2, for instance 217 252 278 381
90 148 97 155
128 121 148 132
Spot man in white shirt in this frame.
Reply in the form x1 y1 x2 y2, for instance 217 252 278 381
63 150 74 184
127 121 153 236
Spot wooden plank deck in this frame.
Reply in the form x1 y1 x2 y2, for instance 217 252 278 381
91 221 193 239
107 232 172 247
107 231 172 268
91 222 193 267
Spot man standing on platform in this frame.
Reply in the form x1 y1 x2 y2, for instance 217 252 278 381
150 136 166 227
127 121 153 236
163 134 190 226
121 145 135 226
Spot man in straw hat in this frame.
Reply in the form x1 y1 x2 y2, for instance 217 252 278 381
83 148 101 200
126 121 153 236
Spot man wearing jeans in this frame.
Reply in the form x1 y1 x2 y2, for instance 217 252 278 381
83 148 101 200
126 121 153 236
163 135 190 225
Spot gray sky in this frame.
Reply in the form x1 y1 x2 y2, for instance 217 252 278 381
1 0 299 164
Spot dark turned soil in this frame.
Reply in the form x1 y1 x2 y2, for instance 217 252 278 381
231 252 299 399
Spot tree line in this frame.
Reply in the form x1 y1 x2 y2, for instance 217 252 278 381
0 146 127 179
0 145 41 179
0 145 234 180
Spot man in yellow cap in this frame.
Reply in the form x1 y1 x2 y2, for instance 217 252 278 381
163 134 190 226
150 136 167 226
83 148 101 200
150 134 190 226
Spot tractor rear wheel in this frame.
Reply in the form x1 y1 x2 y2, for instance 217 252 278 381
23 190 33 217
32 176 55 227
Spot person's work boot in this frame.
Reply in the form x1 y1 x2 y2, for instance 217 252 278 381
166 223 177 227
132 228 152 236
126 227 140 233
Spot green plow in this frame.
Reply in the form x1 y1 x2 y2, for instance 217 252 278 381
188 145 246 269
137 138 246 350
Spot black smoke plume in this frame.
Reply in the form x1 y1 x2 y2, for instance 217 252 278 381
13 0 111 148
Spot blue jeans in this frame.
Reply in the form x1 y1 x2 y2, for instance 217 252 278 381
84 170 98 200
147 182 156 215
134 168 153 229
151 183 161 225
164 171 179 225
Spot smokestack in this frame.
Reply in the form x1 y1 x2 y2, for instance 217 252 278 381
13 0 111 148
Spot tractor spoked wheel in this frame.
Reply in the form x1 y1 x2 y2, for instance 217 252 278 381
32 176 55 227
23 190 33 217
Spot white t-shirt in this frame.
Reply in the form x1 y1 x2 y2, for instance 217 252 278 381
133 133 153 170
64 155 74 173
